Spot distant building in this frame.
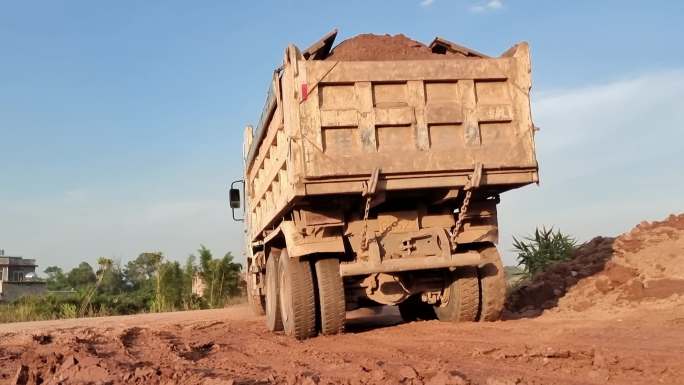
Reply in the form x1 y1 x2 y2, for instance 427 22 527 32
192 273 206 297
0 249 47 302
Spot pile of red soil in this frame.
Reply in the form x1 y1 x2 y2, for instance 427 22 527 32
326 34 466 61
506 214 684 317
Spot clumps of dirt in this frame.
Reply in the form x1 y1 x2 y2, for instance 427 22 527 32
506 213 684 317
31 333 52 345
118 326 142 348
354 362 471 385
326 34 466 61
7 330 121 385
177 341 215 361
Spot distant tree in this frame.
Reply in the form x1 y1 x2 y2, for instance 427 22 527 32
44 266 69 290
157 261 184 311
182 255 198 308
219 252 242 298
98 260 125 294
144 252 165 312
79 257 113 316
67 262 97 289
124 252 163 290
195 246 242 307
198 245 212 281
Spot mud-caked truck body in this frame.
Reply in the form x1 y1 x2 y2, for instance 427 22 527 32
231 31 538 339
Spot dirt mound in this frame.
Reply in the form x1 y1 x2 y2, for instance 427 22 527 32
326 34 465 61
506 214 684 317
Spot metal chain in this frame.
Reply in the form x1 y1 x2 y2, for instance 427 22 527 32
360 195 372 251
451 188 473 247
450 163 483 249
359 168 380 252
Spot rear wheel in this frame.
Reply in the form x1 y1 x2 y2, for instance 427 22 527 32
434 266 479 322
314 258 346 335
398 295 436 322
246 270 266 316
264 251 282 331
478 245 506 321
278 250 317 340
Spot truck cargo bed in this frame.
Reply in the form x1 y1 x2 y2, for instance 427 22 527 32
245 33 538 242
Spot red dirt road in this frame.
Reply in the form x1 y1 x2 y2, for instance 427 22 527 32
3 215 684 384
1 302 683 385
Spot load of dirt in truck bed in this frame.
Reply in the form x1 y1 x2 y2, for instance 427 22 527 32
326 33 466 61
506 213 684 317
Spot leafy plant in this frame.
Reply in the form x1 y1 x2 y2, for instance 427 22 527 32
513 227 577 279
195 246 242 308
60 303 78 318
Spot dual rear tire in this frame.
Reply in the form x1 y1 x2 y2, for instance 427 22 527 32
265 244 504 338
265 249 345 340
246 273 266 316
264 251 282 332
477 245 507 321
399 245 506 323
398 266 479 322
246 254 266 316
434 266 480 322
314 258 346 336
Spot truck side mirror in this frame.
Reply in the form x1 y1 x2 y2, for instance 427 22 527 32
229 188 241 209
229 180 245 221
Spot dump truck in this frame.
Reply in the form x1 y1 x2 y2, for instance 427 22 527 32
230 30 538 339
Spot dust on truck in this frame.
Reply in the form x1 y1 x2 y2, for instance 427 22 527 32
230 30 538 339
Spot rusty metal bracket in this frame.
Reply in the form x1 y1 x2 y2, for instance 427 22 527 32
362 167 381 197
467 162 483 190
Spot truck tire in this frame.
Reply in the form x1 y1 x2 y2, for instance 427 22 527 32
246 270 266 316
398 295 436 322
434 266 479 322
478 245 506 321
314 258 346 335
265 252 283 331
278 250 317 340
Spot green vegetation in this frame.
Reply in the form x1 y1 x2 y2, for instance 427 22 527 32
512 227 577 279
0 246 243 323
504 265 525 283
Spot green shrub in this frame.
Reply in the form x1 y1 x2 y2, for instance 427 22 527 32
59 303 78 318
513 227 577 279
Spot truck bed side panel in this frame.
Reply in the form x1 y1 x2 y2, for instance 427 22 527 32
298 45 536 182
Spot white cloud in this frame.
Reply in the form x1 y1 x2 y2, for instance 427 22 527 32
498 69 684 264
420 0 435 7
470 0 504 13
487 0 503 9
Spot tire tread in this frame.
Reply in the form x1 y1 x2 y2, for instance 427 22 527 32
280 251 317 340
478 245 506 322
435 266 479 322
314 258 346 335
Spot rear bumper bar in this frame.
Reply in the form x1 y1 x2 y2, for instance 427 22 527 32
339 250 481 277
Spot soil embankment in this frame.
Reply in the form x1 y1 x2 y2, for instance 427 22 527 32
506 213 684 317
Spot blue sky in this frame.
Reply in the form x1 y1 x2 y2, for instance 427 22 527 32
1 1 683 269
